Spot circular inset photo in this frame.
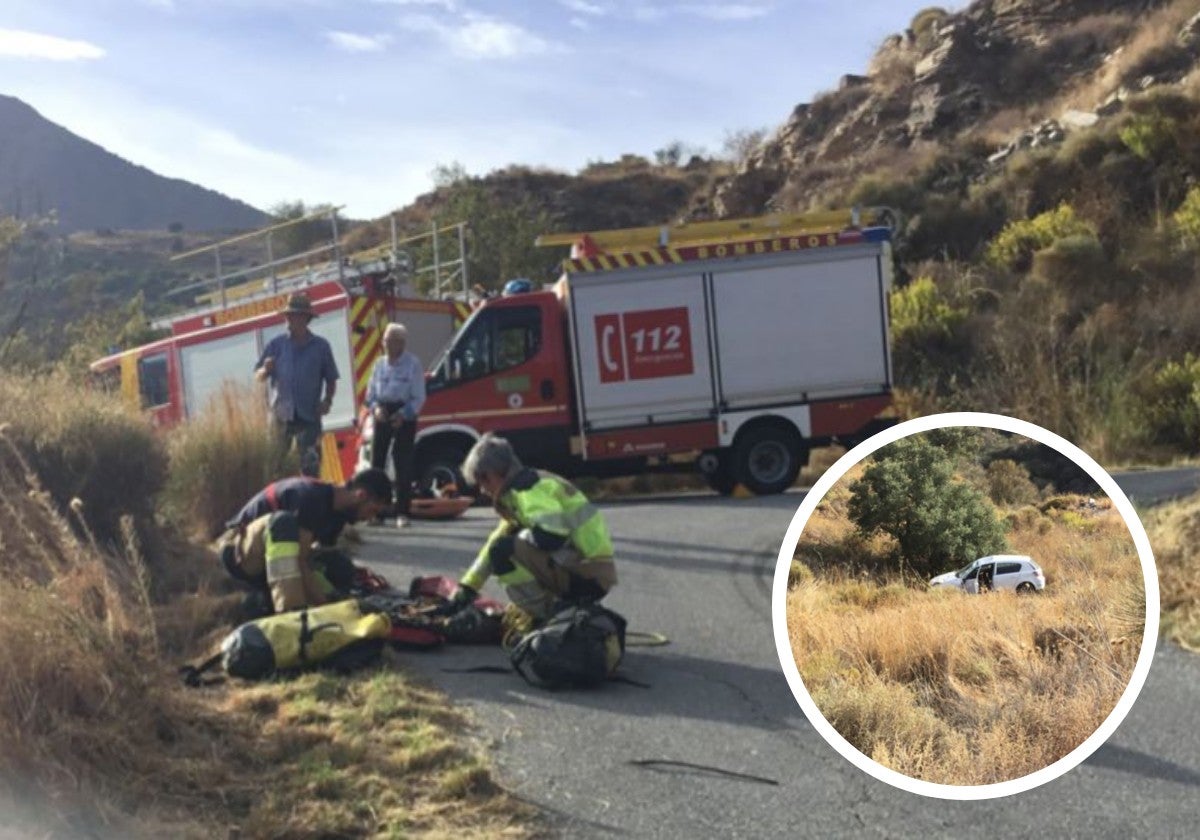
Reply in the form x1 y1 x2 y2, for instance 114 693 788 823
772 413 1158 799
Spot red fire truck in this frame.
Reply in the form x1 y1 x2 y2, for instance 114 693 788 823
90 228 469 482
404 209 897 495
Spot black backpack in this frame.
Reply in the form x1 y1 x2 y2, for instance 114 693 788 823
509 603 627 689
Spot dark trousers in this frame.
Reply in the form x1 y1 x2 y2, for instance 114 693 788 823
274 419 322 477
372 418 416 515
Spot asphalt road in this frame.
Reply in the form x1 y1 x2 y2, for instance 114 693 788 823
359 470 1200 838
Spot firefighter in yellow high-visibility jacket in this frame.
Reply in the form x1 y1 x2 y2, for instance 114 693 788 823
437 434 617 623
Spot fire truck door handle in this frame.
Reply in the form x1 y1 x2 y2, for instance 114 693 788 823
540 379 555 400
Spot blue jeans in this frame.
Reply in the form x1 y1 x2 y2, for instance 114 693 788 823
275 418 322 477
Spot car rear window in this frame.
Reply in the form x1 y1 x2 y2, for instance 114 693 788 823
996 562 1023 575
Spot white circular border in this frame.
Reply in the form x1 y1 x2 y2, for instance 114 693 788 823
772 411 1161 800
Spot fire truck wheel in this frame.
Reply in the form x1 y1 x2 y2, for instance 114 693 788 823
731 425 804 495
416 443 469 495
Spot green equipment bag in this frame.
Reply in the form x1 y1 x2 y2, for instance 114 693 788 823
182 599 392 684
509 603 627 690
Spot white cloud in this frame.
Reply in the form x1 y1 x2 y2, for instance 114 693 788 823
326 30 391 52
681 3 773 21
398 12 553 60
559 0 607 15
0 28 105 61
569 17 590 30
197 127 301 170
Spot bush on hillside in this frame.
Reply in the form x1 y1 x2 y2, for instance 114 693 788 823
889 275 977 392
1172 184 1200 248
1031 233 1118 314
985 204 1096 272
1132 354 1200 453
986 459 1039 506
848 436 1008 575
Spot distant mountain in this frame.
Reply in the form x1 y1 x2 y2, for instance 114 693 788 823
0 95 269 233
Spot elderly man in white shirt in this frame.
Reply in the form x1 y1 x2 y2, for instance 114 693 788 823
365 322 427 527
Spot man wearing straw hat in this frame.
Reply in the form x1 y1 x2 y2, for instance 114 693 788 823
255 292 339 477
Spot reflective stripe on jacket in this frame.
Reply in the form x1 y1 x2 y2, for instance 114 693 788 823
461 469 612 592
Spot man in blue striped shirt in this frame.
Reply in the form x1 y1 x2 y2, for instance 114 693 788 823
365 322 426 526
255 293 339 477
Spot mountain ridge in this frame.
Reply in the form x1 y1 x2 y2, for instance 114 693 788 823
0 94 269 233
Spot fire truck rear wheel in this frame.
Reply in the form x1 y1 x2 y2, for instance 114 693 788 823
731 425 805 495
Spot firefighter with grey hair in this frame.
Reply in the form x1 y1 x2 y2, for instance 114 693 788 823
436 434 617 622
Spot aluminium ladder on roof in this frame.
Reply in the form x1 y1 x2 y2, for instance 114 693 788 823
534 207 895 257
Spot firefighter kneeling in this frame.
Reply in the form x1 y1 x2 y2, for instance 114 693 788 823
219 469 393 615
436 434 617 626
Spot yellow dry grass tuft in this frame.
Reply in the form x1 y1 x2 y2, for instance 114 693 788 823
787 504 1144 785
162 381 297 541
1144 492 1200 650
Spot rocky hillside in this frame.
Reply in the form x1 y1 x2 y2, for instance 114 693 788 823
708 0 1200 217
0 95 269 233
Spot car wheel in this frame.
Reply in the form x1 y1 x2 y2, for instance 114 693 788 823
731 425 805 496
1016 582 1037 594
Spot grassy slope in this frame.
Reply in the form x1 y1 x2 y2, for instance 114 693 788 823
0 375 535 838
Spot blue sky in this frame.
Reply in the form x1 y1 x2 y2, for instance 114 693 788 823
2 1 965 219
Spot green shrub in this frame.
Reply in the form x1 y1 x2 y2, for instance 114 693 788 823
848 436 1008 575
986 459 1039 506
1030 233 1112 305
888 275 976 393
985 204 1096 271
1172 185 1200 248
890 276 967 340
1132 354 1200 453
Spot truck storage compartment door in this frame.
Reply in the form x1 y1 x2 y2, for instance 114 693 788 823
710 247 889 408
569 270 715 430
179 330 259 418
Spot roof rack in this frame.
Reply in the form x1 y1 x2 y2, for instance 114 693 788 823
155 210 470 329
535 207 894 258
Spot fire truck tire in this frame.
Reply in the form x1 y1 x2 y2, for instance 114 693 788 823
416 443 469 494
731 425 805 496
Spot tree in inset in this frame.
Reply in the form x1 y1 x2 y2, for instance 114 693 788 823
848 436 1008 575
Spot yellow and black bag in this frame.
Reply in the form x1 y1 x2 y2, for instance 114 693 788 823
182 599 391 684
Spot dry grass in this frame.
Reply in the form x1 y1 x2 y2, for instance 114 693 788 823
1063 0 1200 111
0 375 535 838
162 381 297 541
1143 492 1200 650
788 500 1144 785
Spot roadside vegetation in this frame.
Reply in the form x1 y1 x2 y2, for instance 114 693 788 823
0 372 532 838
786 431 1144 785
1144 493 1200 651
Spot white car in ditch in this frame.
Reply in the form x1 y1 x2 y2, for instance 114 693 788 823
929 555 1046 594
